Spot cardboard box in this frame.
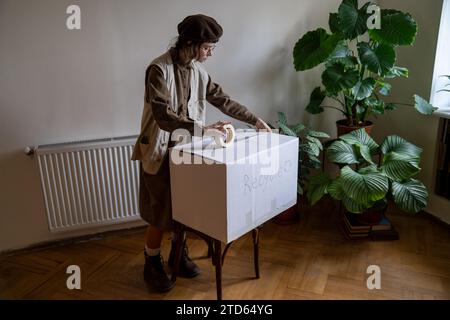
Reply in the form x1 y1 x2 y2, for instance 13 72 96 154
169 131 298 243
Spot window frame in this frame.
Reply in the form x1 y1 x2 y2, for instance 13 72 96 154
430 0 450 119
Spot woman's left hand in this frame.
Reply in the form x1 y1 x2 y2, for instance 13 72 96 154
255 118 272 133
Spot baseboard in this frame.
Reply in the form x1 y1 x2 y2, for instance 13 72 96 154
0 225 147 257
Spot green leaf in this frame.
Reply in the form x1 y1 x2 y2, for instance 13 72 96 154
277 112 287 125
307 173 332 206
358 164 379 174
356 104 366 117
293 28 342 71
370 99 385 114
327 140 359 164
380 135 422 158
391 179 428 213
342 195 370 213
338 0 370 40
292 123 306 134
301 144 316 157
352 78 376 100
326 42 358 68
414 95 438 115
355 144 374 165
358 42 396 76
308 154 321 163
368 10 418 46
385 103 398 111
381 152 421 181
279 122 297 137
329 13 341 33
297 182 304 195
328 178 345 200
339 128 379 154
307 136 323 151
307 141 321 157
385 66 409 78
340 166 389 206
322 63 359 94
307 131 331 139
377 81 392 96
306 87 326 114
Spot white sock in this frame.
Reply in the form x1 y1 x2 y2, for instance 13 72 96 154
145 245 160 257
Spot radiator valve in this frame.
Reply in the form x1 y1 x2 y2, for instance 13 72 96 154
25 146 35 156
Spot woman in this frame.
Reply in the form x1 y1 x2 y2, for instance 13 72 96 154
132 14 271 293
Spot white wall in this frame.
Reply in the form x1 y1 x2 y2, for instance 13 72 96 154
0 0 343 252
374 0 449 223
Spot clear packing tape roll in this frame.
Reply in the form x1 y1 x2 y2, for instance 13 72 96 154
204 124 236 148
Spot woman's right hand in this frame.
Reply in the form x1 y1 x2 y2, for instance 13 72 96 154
203 121 231 137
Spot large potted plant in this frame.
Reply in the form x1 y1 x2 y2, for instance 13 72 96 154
273 112 330 224
307 128 428 223
293 0 437 135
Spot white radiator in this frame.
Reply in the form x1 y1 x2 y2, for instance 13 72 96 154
35 135 141 233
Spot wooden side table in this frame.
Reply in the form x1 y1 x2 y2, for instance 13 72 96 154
170 221 261 300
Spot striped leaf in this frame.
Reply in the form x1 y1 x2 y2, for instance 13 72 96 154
307 131 330 139
328 178 345 200
342 195 370 213
307 140 321 157
381 152 420 181
339 128 379 154
307 136 323 151
355 144 374 164
380 135 422 158
327 140 359 164
292 123 306 134
278 122 297 137
391 179 428 213
358 165 379 174
340 166 389 206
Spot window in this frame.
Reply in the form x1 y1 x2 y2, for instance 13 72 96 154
430 0 450 118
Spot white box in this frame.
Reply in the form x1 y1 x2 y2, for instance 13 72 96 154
169 131 299 244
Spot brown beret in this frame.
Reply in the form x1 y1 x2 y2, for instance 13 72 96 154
177 14 223 43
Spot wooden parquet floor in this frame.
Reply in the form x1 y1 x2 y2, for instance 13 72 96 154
1 197 450 300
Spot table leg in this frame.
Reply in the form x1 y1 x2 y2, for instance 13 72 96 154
213 239 222 300
252 228 260 279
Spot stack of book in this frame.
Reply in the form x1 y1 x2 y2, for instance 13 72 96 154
369 214 399 240
341 212 399 240
341 212 371 239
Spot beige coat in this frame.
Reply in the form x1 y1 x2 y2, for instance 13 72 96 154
131 51 209 174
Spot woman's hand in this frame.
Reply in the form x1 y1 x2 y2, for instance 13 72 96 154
203 121 231 137
255 118 272 133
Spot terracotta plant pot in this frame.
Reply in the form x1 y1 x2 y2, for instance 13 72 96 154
355 204 387 225
273 201 299 225
336 119 374 136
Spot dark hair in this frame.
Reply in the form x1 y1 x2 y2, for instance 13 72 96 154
174 37 202 61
